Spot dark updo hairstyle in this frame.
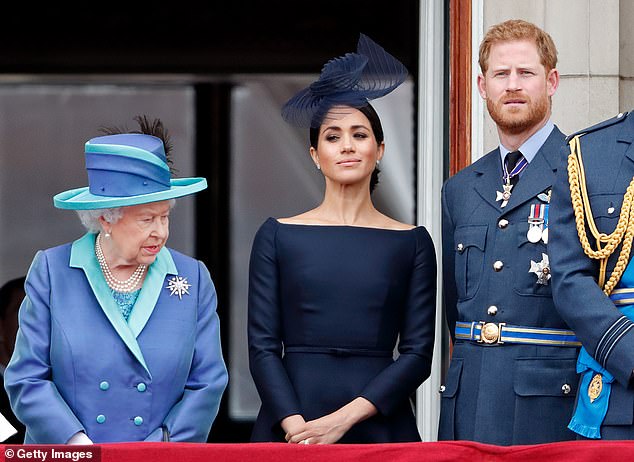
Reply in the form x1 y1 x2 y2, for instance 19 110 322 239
309 103 383 193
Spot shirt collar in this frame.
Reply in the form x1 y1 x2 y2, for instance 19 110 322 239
498 119 554 164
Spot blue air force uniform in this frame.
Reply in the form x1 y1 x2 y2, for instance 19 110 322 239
438 123 580 445
550 111 634 439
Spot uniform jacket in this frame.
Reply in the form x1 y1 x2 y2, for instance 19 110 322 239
4 233 228 444
550 111 634 439
439 126 580 445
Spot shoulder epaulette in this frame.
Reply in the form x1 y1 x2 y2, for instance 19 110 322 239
565 111 630 142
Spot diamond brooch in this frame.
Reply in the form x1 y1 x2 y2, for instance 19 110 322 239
166 276 192 299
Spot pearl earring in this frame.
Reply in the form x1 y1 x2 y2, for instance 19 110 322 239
316 164 321 170
376 160 380 166
104 230 111 238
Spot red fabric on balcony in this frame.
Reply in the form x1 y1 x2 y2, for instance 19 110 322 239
4 440 628 462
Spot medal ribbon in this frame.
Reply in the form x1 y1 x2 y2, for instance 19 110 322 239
503 155 528 184
529 203 546 224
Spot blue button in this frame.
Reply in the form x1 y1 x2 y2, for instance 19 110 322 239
133 416 143 426
96 414 106 424
136 383 147 392
99 381 110 391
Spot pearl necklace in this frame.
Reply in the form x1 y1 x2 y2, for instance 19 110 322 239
95 233 147 293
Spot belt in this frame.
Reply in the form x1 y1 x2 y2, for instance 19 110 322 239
455 321 581 347
283 346 393 357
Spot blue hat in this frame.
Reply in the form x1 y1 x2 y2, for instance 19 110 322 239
281 34 408 128
53 133 207 210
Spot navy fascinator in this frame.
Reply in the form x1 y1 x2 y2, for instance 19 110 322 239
281 34 409 128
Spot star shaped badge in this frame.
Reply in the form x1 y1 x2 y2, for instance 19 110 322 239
529 253 551 285
166 276 192 299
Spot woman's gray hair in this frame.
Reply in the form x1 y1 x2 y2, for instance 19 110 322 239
76 208 124 233
76 199 176 233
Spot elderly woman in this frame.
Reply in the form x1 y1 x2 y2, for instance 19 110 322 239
4 117 228 444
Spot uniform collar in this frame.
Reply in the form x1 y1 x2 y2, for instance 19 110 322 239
69 232 177 376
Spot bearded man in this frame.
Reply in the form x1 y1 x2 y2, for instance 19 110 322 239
438 19 580 445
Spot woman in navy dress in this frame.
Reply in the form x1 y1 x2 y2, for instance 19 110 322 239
248 34 437 444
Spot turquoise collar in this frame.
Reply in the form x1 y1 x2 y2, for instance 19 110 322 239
70 233 177 376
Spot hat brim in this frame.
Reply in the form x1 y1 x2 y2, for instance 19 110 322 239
53 177 207 210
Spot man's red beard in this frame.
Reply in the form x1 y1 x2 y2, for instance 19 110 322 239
487 91 550 134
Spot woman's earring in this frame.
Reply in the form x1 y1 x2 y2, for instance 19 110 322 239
376 160 380 166
104 230 111 238
316 164 321 170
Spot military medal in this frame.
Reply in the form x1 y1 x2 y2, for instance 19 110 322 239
497 154 528 208
541 204 550 244
529 253 551 285
588 373 603 403
496 184 514 208
536 190 551 243
527 224 542 243
527 203 545 243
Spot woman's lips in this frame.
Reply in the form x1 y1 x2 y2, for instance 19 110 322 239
144 245 161 255
337 159 361 166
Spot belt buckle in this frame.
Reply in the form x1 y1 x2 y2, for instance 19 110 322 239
478 321 506 344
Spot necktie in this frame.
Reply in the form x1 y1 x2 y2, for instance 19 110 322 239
504 150 525 187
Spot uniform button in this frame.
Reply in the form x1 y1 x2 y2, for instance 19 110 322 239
136 383 147 392
493 260 504 271
96 414 106 424
457 243 464 253
618 112 624 118
99 381 110 391
498 219 509 229
562 383 572 395
439 385 446 393
608 206 615 214
487 305 498 316
133 416 144 426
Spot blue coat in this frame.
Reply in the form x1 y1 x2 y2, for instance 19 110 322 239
4 233 228 444
550 111 634 439
438 126 580 445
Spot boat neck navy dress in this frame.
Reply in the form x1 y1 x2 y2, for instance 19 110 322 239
248 217 437 443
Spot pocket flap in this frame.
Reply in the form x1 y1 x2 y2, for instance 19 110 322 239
589 193 623 219
513 358 578 397
441 358 463 398
454 225 487 252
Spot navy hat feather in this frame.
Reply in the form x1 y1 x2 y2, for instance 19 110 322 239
281 34 408 128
